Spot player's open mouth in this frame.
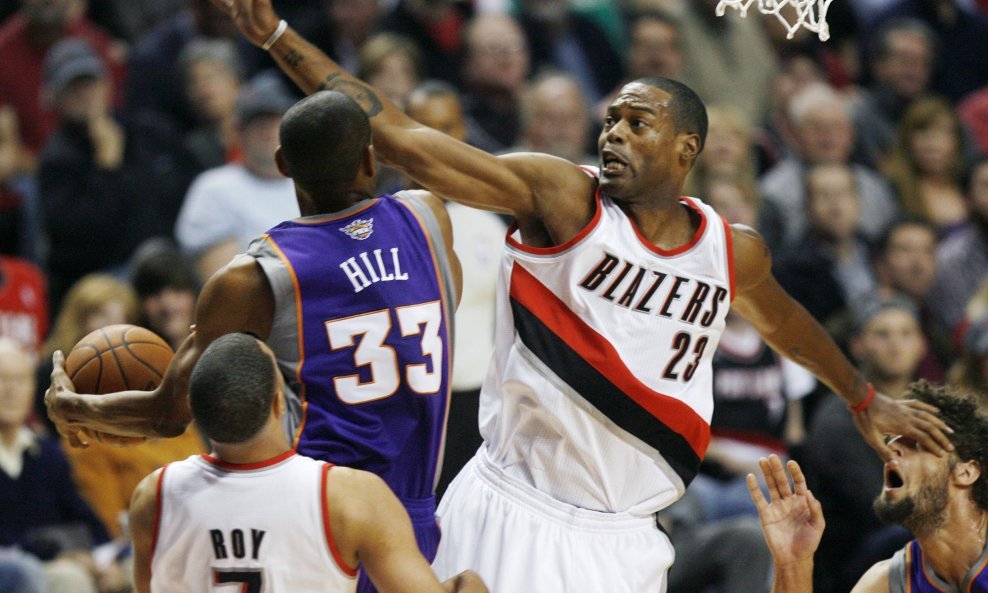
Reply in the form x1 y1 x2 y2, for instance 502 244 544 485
884 465 905 491
601 150 628 175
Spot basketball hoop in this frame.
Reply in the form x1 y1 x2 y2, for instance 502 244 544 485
715 0 835 41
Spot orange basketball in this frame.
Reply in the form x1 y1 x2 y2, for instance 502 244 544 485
65 324 174 394
64 325 173 445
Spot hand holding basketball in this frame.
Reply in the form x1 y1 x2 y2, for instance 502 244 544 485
61 324 174 446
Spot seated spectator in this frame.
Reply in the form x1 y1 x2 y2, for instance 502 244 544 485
927 156 988 337
378 0 472 87
684 104 758 201
36 274 138 431
948 314 988 392
129 241 199 350
511 71 595 165
775 162 877 328
0 338 109 593
0 0 125 154
0 255 48 354
801 298 926 593
459 13 530 153
759 83 899 252
870 220 953 381
175 76 299 281
357 33 423 109
38 38 198 309
179 38 245 171
0 105 41 262
515 0 622 105
124 0 240 132
882 97 971 236
852 17 937 168
595 9 683 122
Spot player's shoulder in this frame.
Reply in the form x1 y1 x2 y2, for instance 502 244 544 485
851 559 892 593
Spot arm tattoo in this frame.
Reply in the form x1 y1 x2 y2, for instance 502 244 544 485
282 49 304 67
318 73 383 118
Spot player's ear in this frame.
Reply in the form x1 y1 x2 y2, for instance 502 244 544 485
679 133 701 164
953 459 980 488
274 146 291 177
272 389 285 417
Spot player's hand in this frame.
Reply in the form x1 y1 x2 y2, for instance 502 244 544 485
853 391 954 461
208 0 281 48
45 350 90 448
747 455 824 567
441 570 488 593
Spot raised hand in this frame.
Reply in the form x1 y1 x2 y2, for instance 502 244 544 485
208 0 281 47
45 350 90 448
748 455 824 568
853 391 953 461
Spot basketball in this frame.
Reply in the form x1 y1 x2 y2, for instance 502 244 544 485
64 324 173 445
66 324 174 394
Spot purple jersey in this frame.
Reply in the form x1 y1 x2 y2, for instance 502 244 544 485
890 538 988 593
247 195 454 501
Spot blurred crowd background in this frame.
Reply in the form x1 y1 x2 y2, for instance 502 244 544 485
1 0 987 592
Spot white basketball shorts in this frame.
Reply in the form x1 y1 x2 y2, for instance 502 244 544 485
433 451 675 593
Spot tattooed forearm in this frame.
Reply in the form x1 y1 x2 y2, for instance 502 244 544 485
318 73 383 118
282 49 304 67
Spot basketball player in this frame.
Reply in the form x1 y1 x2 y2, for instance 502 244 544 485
195 2 956 591
129 332 486 593
751 382 988 593
46 92 460 593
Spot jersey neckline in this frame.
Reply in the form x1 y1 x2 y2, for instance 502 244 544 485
201 448 297 471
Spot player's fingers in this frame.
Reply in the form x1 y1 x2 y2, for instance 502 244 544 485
908 420 954 456
768 454 792 497
807 489 824 523
905 401 954 434
758 456 781 501
65 426 89 449
746 472 768 512
788 459 808 496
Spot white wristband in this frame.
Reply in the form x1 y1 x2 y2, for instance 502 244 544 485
261 19 288 51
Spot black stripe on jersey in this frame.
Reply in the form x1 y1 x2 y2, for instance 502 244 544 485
510 297 701 488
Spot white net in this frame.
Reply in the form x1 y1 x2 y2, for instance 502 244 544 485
715 0 836 41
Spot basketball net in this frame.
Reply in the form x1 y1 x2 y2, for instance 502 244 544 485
715 0 835 41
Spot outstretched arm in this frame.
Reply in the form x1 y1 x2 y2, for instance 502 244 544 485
128 469 161 593
328 468 487 593
749 455 824 593
45 256 275 445
209 0 595 243
729 225 953 460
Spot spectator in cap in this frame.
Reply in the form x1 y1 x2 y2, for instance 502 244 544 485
800 296 926 593
38 37 198 313
175 75 299 281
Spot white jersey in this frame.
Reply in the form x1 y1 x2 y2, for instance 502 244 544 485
151 451 357 593
480 186 734 515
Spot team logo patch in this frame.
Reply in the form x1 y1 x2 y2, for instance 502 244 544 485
340 218 374 240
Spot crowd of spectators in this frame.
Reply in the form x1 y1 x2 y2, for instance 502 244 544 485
2 0 988 591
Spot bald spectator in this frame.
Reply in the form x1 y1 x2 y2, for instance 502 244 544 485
0 0 125 154
759 83 899 253
512 71 594 165
460 12 530 153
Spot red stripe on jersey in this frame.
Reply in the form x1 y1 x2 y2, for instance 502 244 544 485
631 197 708 257
509 264 710 457
722 216 736 302
202 449 297 471
321 464 359 577
149 464 168 579
506 189 603 255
